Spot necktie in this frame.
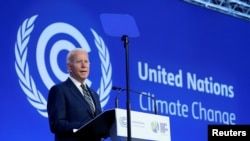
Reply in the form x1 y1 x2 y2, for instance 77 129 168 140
80 84 95 114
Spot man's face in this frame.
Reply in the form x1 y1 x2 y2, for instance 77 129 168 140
67 51 90 83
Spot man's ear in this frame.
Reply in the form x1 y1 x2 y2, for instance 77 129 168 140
67 64 71 72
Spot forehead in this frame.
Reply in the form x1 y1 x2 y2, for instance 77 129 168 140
72 51 88 59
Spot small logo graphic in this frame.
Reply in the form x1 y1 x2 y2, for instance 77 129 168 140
151 121 159 133
14 15 112 117
119 117 127 127
160 122 168 133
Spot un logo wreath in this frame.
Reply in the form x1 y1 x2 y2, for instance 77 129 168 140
14 15 112 117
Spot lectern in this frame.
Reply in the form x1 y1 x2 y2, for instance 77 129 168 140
74 109 115 140
75 108 171 141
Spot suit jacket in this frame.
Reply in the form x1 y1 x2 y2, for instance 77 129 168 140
47 78 103 141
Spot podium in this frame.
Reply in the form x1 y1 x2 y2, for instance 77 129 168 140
75 108 171 141
74 109 115 140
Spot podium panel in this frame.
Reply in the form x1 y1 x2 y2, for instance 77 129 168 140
75 108 171 141
75 109 116 139
110 108 171 141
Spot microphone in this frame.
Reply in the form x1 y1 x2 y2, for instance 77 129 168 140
112 86 125 108
112 86 158 115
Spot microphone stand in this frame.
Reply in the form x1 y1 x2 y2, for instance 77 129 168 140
127 89 158 115
121 35 131 141
113 86 158 115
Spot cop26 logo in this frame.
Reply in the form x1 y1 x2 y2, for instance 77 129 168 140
14 15 112 117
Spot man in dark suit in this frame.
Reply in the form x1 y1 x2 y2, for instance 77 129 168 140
47 48 103 141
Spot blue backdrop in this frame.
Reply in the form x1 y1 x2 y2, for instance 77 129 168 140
1 0 250 141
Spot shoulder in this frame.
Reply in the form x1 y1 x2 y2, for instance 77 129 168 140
48 80 72 94
50 78 73 89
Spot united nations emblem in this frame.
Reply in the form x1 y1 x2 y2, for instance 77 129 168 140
14 15 112 117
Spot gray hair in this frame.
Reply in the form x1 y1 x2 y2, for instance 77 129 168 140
66 48 88 65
